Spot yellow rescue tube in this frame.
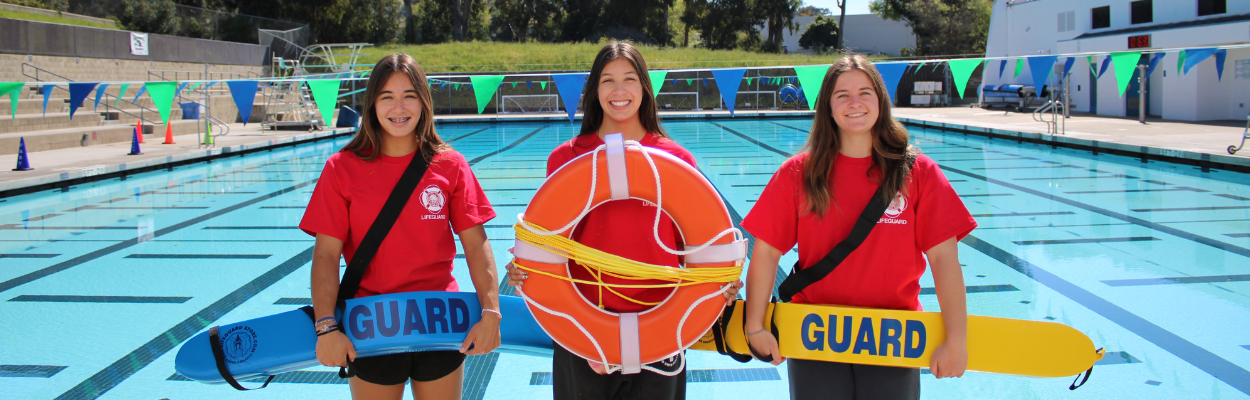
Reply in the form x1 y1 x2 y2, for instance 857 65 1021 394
691 301 1104 378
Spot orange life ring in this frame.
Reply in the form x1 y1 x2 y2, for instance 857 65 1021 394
513 133 746 373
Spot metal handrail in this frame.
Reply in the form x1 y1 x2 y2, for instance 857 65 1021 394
207 115 230 137
22 63 159 125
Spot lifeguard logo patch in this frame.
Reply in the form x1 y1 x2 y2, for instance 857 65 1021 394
879 194 908 225
221 325 258 364
421 185 446 214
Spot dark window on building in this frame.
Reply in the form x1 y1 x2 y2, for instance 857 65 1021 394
1198 0 1226 16
1131 0 1152 24
1092 6 1111 29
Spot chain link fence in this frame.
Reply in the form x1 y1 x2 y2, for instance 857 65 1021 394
61 0 307 46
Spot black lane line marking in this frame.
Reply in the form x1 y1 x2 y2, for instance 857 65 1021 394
467 127 547 164
709 163 783 166
1226 233 1250 238
444 127 491 143
125 254 272 259
1214 194 1250 201
1102 274 1250 287
935 157 1025 162
719 172 777 175
976 223 1134 230
528 368 780 385
973 165 1084 170
0 224 134 230
9 295 191 303
202 226 300 230
274 297 313 305
701 155 776 159
100 197 130 203
1013 237 1159 245
1141 180 1171 185
0 365 68 378
24 213 62 221
919 284 1019 295
0 179 319 294
1064 187 1209 194
166 370 346 384
489 158 547 162
1131 206 1250 213
0 254 59 258
713 123 795 157
154 240 313 242
1161 218 1250 224
1010 174 1138 181
1095 351 1142 365
490 203 528 207
731 185 769 187
145 191 262 194
961 235 1250 396
959 193 1014 197
65 206 210 211
204 179 296 182
260 206 308 209
55 246 315 400
972 211 1077 217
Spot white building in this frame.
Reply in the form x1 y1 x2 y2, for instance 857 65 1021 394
760 14 915 56
984 0 1249 121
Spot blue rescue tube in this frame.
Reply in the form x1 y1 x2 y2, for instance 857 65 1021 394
175 292 553 384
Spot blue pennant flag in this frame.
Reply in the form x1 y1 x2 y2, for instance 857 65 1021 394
203 81 217 90
67 82 98 120
42 84 53 117
672 79 678 86
93 83 109 111
226 80 259 126
709 68 747 116
874 63 908 105
1146 53 1165 78
1098 56 1112 78
551 73 589 123
1214 49 1227 81
702 78 708 87
1027 56 1059 94
1062 57 1077 79
175 82 189 98
1182 48 1217 75
526 81 532 89
998 59 1008 79
133 85 147 103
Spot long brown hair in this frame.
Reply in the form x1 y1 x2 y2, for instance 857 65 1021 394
341 53 448 161
578 41 667 138
802 54 915 217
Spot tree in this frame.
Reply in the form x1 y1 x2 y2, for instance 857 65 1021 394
415 0 489 43
692 0 761 50
757 0 801 53
870 0 992 56
797 15 838 53
559 0 674 44
796 5 830 16
491 0 563 42
678 0 705 47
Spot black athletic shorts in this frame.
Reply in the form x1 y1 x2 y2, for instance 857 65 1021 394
787 358 919 400
352 350 466 385
552 344 686 400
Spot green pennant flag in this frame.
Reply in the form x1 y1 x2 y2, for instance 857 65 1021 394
1110 51 1142 97
746 77 753 85
510 82 518 89
1013 59 1024 77
1087 56 1097 76
116 83 131 106
143 81 178 125
794 65 830 111
648 70 668 98
916 61 927 71
306 79 343 124
470 75 506 114
686 78 694 86
1177 50 1186 75
189 82 201 91
540 81 547 90
947 59 983 99
1 82 24 120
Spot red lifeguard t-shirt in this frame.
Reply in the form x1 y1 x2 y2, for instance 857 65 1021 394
741 152 976 311
546 133 697 313
300 149 495 298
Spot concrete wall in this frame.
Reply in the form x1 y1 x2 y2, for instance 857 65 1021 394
0 54 267 84
758 14 915 56
0 18 270 65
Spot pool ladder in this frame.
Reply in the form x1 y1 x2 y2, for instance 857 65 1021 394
1228 115 1250 155
1033 100 1065 135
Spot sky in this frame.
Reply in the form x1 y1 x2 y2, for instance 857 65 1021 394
801 0 873 16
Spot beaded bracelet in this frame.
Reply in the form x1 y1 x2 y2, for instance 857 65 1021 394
481 308 502 320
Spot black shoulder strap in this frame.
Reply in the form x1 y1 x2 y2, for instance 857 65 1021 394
777 153 915 303
336 151 432 310
209 325 275 390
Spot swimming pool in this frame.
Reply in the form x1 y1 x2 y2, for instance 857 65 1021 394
1 117 1248 400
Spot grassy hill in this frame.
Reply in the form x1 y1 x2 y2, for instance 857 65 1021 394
0 9 117 30
356 41 857 73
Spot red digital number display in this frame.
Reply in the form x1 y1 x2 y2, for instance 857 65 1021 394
1128 35 1151 49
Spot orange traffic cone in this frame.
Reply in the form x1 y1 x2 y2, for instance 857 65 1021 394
163 123 175 144
135 119 145 143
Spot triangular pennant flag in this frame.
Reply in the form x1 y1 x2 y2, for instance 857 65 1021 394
133 85 147 103
874 63 908 105
648 70 668 98
551 73 589 123
1099 56 1112 78
189 82 201 91
67 82 98 120
0 82 23 120
204 81 217 90
510 82 518 89
917 61 927 71
1182 48 1216 75
699 78 705 87
116 83 130 106
746 77 753 86
948 59 983 99
1062 57 1077 79
998 59 1008 79
1110 51 1141 97
540 81 547 90
1087 56 1098 77
671 79 678 86
469 75 506 114
93 83 109 111
686 78 694 86
306 79 342 123
1026 56 1058 96
1013 59 1024 78
143 82 177 124
42 84 53 117
1146 53 1165 78
710 68 747 115
794 65 830 110
226 80 259 126
175 82 189 99
1178 50 1186 75
526 81 532 89
1214 49 1227 81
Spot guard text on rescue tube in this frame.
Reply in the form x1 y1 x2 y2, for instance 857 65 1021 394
800 314 927 358
348 298 472 340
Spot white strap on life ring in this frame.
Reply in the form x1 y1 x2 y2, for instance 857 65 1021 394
619 312 642 374
683 239 749 264
604 133 630 201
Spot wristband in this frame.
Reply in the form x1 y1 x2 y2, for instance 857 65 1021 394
481 308 502 320
316 327 338 336
745 328 768 337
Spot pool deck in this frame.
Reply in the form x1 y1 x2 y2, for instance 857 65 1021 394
2 107 1248 197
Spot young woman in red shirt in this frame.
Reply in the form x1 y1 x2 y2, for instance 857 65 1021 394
742 54 977 399
506 41 741 400
300 54 501 400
